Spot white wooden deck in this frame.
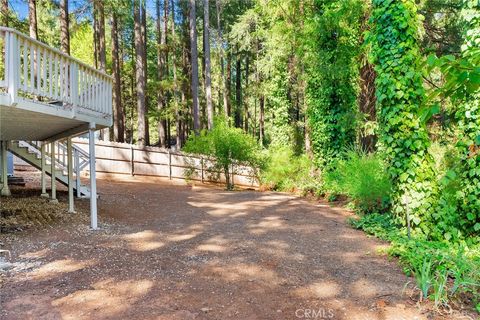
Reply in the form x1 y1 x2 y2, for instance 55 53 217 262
0 27 112 141
0 27 113 230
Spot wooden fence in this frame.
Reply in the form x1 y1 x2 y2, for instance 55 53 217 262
72 138 259 187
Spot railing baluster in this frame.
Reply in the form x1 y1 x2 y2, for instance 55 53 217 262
48 51 53 97
29 44 34 94
22 40 28 91
36 45 40 95
42 47 47 95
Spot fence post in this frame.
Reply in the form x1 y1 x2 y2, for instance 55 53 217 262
201 156 204 183
168 150 172 180
130 145 134 176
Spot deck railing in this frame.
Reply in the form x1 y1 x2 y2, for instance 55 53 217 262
0 27 112 121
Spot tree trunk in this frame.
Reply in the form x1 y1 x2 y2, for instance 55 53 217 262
60 0 70 55
93 4 98 68
204 0 214 129
134 0 147 147
189 0 200 134
94 0 109 140
359 62 377 152
259 95 265 146
156 0 167 147
142 0 149 146
94 0 106 71
226 52 231 117
244 55 249 133
171 0 181 148
235 56 242 128
1 0 8 27
215 0 228 117
112 12 125 143
28 0 38 39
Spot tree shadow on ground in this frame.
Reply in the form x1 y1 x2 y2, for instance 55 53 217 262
0 178 430 320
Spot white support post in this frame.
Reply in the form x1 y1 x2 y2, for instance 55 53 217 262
1 141 11 196
50 141 58 203
89 123 98 230
40 143 48 197
67 138 75 213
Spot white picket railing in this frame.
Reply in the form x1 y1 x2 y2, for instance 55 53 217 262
0 27 112 121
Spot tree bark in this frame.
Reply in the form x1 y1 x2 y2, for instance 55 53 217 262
189 0 200 134
28 0 38 39
142 0 150 145
259 95 265 146
60 0 70 55
94 0 106 71
215 0 229 118
94 0 108 140
171 0 182 149
226 52 231 118
156 0 166 147
204 0 214 129
235 55 242 128
112 12 125 143
244 55 249 133
134 0 147 147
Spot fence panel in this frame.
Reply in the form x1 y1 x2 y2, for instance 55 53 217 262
72 138 259 187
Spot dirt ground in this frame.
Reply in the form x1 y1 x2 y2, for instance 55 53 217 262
0 174 475 320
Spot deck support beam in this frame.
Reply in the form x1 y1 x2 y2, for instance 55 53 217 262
40 142 48 197
50 141 58 203
0 141 11 196
89 123 98 230
67 137 75 213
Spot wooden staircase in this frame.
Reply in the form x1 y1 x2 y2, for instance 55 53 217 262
8 140 91 198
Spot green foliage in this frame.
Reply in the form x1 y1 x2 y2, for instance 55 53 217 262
183 119 262 190
70 21 95 66
368 0 438 233
427 3 480 238
351 212 480 309
323 150 392 213
259 147 314 192
305 0 364 167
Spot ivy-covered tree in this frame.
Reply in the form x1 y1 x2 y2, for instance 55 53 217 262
305 0 365 166
368 0 438 233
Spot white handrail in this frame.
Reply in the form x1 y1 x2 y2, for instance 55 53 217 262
0 27 112 121
0 27 112 80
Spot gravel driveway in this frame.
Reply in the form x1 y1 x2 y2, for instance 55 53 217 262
0 176 451 319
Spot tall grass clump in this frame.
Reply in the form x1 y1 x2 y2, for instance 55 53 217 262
260 147 317 192
324 150 391 213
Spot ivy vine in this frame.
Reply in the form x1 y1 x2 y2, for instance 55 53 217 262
305 0 365 167
368 0 437 233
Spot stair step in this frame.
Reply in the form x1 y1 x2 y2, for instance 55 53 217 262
9 140 91 198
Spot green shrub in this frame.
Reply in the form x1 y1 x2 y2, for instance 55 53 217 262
259 147 317 193
324 150 391 213
183 119 262 190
